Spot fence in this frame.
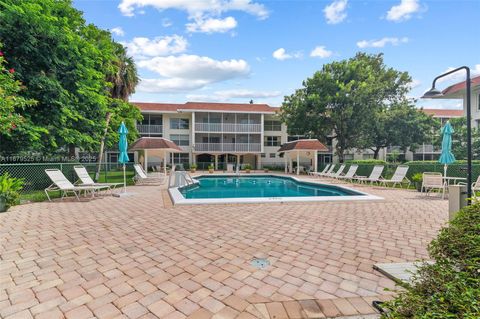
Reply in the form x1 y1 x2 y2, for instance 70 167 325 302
0 162 135 194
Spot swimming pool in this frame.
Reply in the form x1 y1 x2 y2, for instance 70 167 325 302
169 174 381 205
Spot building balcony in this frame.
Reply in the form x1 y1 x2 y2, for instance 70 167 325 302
194 143 262 153
195 123 262 133
137 124 163 135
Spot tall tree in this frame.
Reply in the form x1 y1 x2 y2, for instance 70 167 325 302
0 0 140 159
358 102 439 158
0 45 44 152
436 117 480 160
95 45 139 180
280 53 412 162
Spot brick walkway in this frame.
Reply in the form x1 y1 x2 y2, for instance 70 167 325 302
0 175 448 318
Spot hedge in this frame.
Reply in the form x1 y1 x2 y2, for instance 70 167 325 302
382 204 480 318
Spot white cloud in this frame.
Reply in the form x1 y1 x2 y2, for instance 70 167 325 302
162 18 173 27
386 0 422 22
187 89 282 101
323 0 348 24
310 46 333 58
272 48 302 61
409 79 421 89
436 64 480 84
111 27 125 36
186 16 237 33
122 35 187 57
357 37 409 48
136 54 250 93
118 0 268 33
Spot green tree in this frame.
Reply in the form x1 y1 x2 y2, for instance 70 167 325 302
95 45 140 180
0 45 44 153
280 53 411 162
0 0 140 158
436 116 480 160
359 103 439 159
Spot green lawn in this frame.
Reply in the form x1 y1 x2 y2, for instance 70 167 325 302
19 170 136 203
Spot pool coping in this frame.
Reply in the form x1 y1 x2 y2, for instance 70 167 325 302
168 174 383 205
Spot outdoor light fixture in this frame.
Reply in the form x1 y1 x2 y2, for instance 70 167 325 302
421 66 472 203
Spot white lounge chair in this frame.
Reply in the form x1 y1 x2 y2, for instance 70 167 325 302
471 175 480 201
379 165 410 188
44 169 106 201
354 165 384 184
337 164 358 181
311 164 330 177
421 172 446 199
74 166 123 193
133 164 166 185
327 164 345 178
318 164 335 177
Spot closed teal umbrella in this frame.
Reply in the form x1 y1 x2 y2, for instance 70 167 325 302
118 122 129 193
439 121 455 177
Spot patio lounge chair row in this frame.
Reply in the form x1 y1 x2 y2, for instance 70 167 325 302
312 164 411 188
44 166 122 201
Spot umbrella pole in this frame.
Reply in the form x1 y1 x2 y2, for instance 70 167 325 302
444 164 447 178
123 164 126 193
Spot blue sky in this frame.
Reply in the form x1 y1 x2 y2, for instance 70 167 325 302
74 0 479 109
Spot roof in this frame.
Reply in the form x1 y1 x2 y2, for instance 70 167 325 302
421 108 464 118
440 75 480 98
278 139 329 153
132 101 279 114
129 137 182 152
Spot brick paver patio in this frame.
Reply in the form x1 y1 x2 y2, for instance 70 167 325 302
0 174 448 318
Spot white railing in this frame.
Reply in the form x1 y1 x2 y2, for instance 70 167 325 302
137 124 163 134
195 143 261 152
195 123 261 133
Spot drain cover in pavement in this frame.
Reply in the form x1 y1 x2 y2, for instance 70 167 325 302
250 258 270 269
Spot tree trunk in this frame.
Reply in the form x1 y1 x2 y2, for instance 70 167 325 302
373 147 380 159
95 112 112 181
68 144 76 158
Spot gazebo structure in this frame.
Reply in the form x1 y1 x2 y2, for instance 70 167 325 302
278 139 329 175
129 137 182 174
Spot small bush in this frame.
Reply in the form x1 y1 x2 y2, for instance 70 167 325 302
346 159 388 165
382 204 480 318
0 172 24 209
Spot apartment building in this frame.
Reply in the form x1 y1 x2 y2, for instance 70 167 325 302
131 102 297 169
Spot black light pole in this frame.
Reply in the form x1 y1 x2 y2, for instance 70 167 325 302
422 66 472 203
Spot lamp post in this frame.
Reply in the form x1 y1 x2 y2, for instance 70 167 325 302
421 66 472 203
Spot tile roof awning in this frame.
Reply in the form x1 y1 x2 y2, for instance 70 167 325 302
278 139 329 153
433 75 480 98
129 137 182 152
132 101 279 114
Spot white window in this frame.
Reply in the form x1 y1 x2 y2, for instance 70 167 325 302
170 118 189 129
269 153 276 158
170 134 189 146
264 136 281 146
264 120 281 131
261 153 266 158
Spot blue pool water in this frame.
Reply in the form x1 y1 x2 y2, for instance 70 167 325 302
180 175 364 199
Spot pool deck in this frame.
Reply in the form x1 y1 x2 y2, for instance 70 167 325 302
0 172 448 318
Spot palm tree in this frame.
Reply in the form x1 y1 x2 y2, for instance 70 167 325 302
95 45 139 180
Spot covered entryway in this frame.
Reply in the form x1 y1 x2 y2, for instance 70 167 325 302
277 139 329 175
130 137 182 174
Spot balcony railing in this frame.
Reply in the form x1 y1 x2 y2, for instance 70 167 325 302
194 143 261 152
137 124 163 135
195 123 262 133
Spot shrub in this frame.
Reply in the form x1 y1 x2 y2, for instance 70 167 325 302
207 164 214 170
0 172 24 209
346 159 388 165
382 204 480 318
411 173 423 183
190 164 197 169
244 164 252 170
